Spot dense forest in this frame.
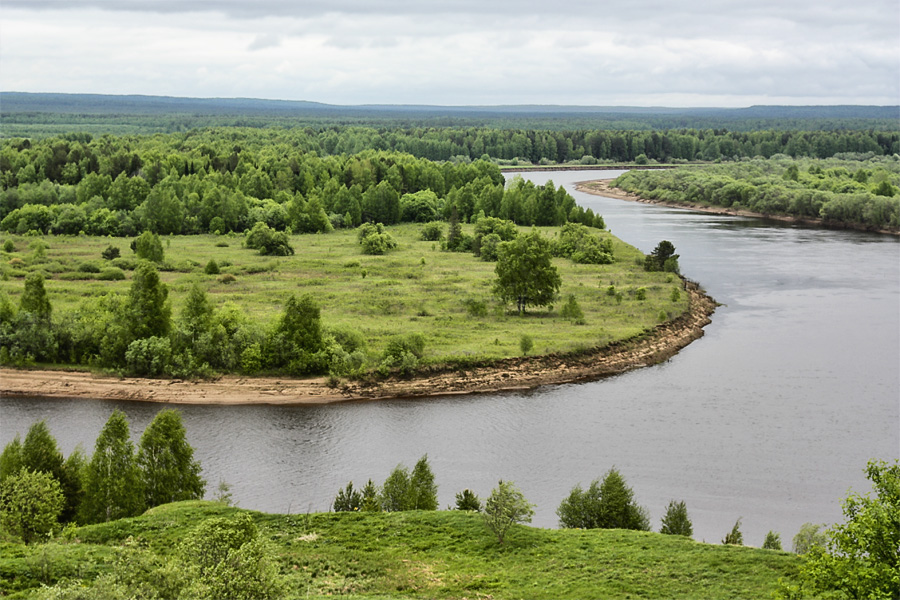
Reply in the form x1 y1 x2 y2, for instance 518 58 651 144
611 156 900 231
0 129 606 237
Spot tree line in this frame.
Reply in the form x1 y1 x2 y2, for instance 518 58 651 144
613 156 900 230
1 131 610 237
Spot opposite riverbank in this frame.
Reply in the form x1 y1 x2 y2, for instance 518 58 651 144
576 179 900 235
0 281 716 405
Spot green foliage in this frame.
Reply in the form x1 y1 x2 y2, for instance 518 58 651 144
333 481 362 512
555 222 614 264
614 157 900 230
644 240 679 273
660 500 693 537
137 409 206 508
519 334 533 355
494 228 561 314
723 518 744 545
409 454 438 511
556 468 651 531
204 259 220 274
380 464 412 512
179 513 284 600
559 294 585 322
130 231 164 262
0 470 64 543
483 479 534 544
792 522 827 554
19 272 52 319
127 261 171 341
360 479 380 512
100 245 120 260
0 435 23 483
245 221 294 256
0 502 803 599
2 239 14 252
455 489 482 512
125 336 173 376
80 410 144 523
789 459 899 599
763 530 783 550
420 220 444 241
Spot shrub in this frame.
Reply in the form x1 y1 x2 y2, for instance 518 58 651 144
245 222 294 256
125 336 174 377
635 287 647 301
464 298 488 317
723 518 743 545
557 468 651 531
0 469 65 543
420 221 445 241
483 480 534 544
218 273 236 284
455 489 482 511
101 245 120 260
383 333 425 361
77 261 101 273
204 260 220 275
333 481 362 512
762 530 783 550
98 267 126 281
559 294 584 321
131 231 164 262
519 334 533 356
361 232 398 255
659 500 693 537
2 240 14 253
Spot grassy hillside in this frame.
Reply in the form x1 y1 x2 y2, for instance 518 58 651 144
0 501 800 599
0 224 687 367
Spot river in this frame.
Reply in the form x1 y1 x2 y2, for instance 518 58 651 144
2 169 898 546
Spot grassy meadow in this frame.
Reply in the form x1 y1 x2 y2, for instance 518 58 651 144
0 224 688 367
0 501 800 599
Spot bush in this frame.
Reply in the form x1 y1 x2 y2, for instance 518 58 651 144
218 273 236 284
2 240 14 253
519 334 533 355
245 222 294 256
383 333 425 361
361 232 398 255
557 468 651 531
659 500 693 537
792 522 827 554
125 336 174 377
101 245 120 260
131 231 164 262
420 221 444 241
559 294 584 321
0 469 65 543
98 267 126 281
722 518 743 545
77 261 101 273
464 298 488 317
333 481 362 512
762 530 782 550
204 260 220 275
483 480 534 544
455 489 482 511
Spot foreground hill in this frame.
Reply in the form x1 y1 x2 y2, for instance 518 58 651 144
0 501 800 599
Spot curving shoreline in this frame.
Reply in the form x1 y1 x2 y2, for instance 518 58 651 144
0 283 716 406
576 179 900 236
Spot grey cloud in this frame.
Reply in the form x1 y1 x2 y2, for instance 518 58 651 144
248 33 282 51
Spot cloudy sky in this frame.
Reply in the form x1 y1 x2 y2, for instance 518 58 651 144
1 0 898 107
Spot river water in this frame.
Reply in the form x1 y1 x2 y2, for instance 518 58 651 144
2 169 898 546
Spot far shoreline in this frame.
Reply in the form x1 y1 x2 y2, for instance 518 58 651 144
0 282 717 406
577 179 900 236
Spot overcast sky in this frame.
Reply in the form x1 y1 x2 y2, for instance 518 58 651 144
1 0 898 107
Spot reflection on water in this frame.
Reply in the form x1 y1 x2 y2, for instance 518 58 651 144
2 170 898 545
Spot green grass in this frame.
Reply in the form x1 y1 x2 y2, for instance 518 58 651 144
0 225 688 366
0 501 800 599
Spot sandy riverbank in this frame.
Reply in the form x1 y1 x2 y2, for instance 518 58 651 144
576 179 900 235
0 283 716 406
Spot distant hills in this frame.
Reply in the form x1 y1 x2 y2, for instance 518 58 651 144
1 92 897 137
2 91 897 119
